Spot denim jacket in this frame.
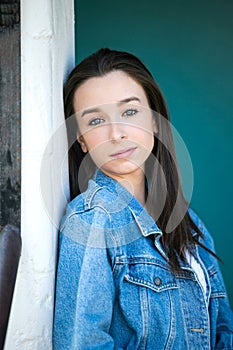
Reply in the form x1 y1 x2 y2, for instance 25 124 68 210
53 170 233 350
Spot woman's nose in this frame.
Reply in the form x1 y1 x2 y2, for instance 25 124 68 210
109 122 127 142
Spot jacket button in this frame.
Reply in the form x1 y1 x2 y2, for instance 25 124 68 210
154 277 162 286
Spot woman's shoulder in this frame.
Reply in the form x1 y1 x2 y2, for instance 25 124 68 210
63 179 113 216
59 179 115 247
188 207 215 251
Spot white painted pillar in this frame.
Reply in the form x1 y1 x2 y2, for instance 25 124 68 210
4 1 74 349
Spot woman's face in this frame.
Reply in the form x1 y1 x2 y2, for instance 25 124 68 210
73 70 157 181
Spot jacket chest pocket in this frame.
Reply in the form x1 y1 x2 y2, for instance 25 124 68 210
119 259 179 349
124 260 178 293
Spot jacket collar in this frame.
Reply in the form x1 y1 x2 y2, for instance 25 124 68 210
85 169 163 239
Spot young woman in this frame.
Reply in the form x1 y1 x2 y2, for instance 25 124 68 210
53 48 233 349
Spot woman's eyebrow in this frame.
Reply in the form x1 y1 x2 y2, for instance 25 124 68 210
118 96 141 105
80 97 141 118
80 107 101 118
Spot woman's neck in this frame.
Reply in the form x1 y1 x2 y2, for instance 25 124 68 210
102 168 146 206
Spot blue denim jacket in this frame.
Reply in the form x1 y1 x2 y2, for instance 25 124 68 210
53 170 233 349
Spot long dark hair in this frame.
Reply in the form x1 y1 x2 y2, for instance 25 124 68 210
63 48 218 271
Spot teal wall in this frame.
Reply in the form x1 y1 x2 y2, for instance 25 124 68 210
75 0 233 306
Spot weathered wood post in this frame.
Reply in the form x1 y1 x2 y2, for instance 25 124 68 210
0 1 21 230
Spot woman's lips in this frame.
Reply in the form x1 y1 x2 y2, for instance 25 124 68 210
110 147 137 159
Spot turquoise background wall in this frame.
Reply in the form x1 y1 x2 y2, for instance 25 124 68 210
75 0 233 306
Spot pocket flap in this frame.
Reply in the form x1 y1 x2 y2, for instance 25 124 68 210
208 265 226 298
124 260 178 293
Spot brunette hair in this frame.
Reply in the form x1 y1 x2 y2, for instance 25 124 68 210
63 48 218 271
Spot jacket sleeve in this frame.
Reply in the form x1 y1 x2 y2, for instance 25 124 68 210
53 207 116 350
190 208 233 349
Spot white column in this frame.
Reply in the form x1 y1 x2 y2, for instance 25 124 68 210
4 1 74 349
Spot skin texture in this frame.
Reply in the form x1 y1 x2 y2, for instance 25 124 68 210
73 71 157 204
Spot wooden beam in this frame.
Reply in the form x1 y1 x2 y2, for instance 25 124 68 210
0 0 20 230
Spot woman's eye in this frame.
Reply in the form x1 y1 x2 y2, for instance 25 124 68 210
88 118 105 126
123 108 138 117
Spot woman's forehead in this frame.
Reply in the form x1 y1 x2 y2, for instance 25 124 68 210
73 70 149 113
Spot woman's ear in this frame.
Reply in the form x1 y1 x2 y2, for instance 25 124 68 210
77 135 88 153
